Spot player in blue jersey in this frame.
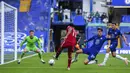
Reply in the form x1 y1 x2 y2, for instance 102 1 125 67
72 28 115 65
98 23 130 66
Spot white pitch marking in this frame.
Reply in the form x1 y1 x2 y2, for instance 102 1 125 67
0 54 37 65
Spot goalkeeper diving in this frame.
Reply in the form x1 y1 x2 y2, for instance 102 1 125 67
17 30 45 64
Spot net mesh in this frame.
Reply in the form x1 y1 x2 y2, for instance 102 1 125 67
0 2 16 63
4 4 15 62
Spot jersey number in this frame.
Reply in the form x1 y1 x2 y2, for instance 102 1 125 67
72 30 77 37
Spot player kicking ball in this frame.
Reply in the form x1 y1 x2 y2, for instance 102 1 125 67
72 28 115 65
53 23 78 70
98 23 129 66
17 30 45 64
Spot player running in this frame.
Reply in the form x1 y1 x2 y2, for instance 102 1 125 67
18 30 45 64
53 23 78 70
72 28 115 65
98 23 129 66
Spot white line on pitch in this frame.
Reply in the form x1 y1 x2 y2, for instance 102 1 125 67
0 54 37 65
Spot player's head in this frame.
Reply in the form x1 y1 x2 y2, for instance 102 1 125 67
97 27 103 36
111 23 116 29
29 30 34 37
69 23 74 27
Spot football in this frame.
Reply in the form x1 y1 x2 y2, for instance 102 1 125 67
48 59 55 66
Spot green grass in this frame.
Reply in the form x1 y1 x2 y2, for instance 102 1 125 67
0 53 130 73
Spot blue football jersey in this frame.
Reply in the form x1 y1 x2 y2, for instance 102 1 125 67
108 28 122 42
87 35 108 53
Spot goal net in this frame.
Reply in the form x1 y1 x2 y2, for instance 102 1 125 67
0 1 17 64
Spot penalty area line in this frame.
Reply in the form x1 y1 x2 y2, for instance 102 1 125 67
0 54 37 66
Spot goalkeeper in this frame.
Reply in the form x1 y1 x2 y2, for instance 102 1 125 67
18 30 45 64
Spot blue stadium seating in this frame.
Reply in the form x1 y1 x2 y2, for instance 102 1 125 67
73 15 85 25
92 17 96 23
122 15 130 23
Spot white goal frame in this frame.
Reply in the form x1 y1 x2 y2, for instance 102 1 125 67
0 1 17 64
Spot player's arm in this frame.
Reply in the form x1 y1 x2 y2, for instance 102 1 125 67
107 29 111 47
37 38 42 49
107 35 111 47
64 27 72 39
20 37 27 47
119 31 129 46
122 35 129 46
124 32 130 35
84 36 95 42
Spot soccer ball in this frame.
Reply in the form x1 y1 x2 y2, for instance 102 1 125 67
48 59 55 66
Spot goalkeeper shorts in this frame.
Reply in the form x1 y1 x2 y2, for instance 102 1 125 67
25 46 38 51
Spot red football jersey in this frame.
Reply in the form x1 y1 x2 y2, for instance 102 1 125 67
64 26 77 45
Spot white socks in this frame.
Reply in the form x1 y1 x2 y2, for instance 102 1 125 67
74 53 78 60
102 53 126 63
116 55 126 61
102 53 109 64
101 53 128 65
88 60 96 64
18 59 21 62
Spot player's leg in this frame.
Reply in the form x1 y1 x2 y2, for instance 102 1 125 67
72 49 83 63
84 59 97 65
54 41 67 59
112 52 129 65
72 44 81 61
88 60 98 65
18 48 29 64
84 59 89 65
72 47 90 63
34 48 45 64
109 44 129 65
54 46 64 60
98 47 110 66
84 54 97 65
99 43 117 66
67 47 73 70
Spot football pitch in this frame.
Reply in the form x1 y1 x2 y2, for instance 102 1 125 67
0 53 130 73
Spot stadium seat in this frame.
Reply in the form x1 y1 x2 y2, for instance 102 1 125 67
122 15 130 23
98 18 102 23
73 15 85 25
71 11 76 20
53 13 58 22
92 17 96 23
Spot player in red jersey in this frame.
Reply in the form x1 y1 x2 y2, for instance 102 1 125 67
53 23 78 70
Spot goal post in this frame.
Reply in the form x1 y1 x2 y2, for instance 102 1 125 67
0 1 17 64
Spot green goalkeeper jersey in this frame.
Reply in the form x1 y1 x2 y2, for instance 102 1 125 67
20 36 41 49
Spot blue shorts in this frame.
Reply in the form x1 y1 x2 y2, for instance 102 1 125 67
82 48 97 61
109 42 118 52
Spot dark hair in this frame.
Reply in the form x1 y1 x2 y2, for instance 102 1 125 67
112 23 116 25
97 27 103 31
69 23 74 27
29 30 34 33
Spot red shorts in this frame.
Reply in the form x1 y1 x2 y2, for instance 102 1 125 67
60 40 75 52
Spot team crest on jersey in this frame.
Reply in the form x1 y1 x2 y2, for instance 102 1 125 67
95 39 100 45
100 38 102 40
115 32 117 34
